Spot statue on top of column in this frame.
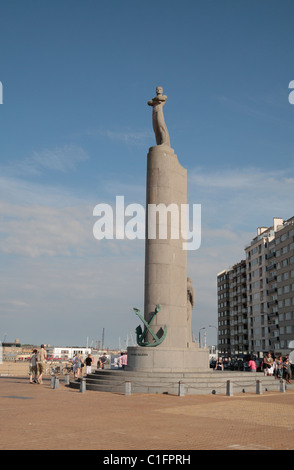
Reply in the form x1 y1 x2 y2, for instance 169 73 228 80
147 86 171 147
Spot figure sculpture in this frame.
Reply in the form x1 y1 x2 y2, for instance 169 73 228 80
147 86 171 147
187 277 195 346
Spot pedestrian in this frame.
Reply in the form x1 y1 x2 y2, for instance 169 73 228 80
37 344 47 384
248 356 257 372
278 355 284 380
282 356 292 384
99 353 108 369
273 356 278 379
79 355 84 376
275 355 283 380
118 352 127 369
263 352 274 376
215 357 223 371
72 354 79 378
29 349 38 383
85 354 93 374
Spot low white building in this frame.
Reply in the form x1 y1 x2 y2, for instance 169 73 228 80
48 347 91 360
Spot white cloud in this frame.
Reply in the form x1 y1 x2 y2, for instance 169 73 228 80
3 144 89 177
189 165 294 230
0 201 93 257
89 127 153 147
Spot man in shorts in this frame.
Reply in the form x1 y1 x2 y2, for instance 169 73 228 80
85 354 93 374
37 344 47 384
29 349 38 383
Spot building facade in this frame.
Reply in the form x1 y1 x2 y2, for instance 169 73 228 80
217 260 248 358
217 216 294 358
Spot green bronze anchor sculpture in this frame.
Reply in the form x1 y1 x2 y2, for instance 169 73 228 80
134 304 167 347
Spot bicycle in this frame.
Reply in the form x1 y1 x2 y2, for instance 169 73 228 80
62 364 73 375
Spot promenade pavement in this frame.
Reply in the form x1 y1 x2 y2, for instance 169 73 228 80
0 375 294 451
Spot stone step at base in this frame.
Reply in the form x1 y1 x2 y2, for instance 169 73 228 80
69 370 294 395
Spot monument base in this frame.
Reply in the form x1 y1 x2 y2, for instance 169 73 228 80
126 345 209 373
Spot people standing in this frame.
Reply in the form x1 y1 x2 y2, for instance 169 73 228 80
118 352 127 369
248 356 257 372
37 344 47 384
72 354 79 378
29 349 38 383
277 355 284 380
99 353 108 370
263 352 274 376
72 354 83 378
282 356 292 384
78 355 84 377
215 358 223 371
85 354 93 374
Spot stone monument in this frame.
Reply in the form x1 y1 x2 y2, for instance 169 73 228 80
127 87 209 372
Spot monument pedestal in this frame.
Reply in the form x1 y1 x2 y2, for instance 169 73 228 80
144 145 188 348
127 140 210 373
127 345 209 373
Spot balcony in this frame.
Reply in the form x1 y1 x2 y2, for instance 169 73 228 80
267 287 277 295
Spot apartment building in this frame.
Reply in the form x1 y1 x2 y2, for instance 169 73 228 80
217 260 248 358
217 216 294 358
274 217 294 352
245 218 282 355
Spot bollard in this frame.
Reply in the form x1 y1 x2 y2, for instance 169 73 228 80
256 380 262 395
64 374 70 386
226 380 233 396
178 381 185 397
125 381 132 396
54 376 59 389
280 379 286 393
80 378 86 393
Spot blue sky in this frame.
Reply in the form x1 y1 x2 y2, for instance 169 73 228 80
0 0 294 349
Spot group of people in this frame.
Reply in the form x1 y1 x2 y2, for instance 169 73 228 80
214 352 292 383
29 349 128 382
29 344 47 384
96 352 127 370
262 352 292 383
72 353 94 378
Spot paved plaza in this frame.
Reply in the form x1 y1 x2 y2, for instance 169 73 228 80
0 375 294 451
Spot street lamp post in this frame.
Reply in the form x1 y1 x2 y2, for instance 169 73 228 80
209 324 218 358
199 327 206 348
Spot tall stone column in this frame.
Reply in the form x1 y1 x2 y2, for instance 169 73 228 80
144 144 188 349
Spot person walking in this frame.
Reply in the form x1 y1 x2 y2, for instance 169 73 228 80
37 344 47 384
29 349 38 383
72 354 79 378
72 354 83 378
